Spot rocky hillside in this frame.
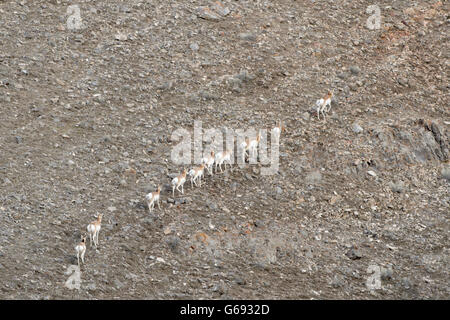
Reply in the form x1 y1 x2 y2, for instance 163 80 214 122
0 0 448 299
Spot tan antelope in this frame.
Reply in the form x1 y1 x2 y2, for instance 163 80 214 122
215 149 233 172
201 151 215 175
145 186 161 212
316 91 333 120
240 132 261 163
273 120 286 138
171 169 187 196
188 164 205 187
75 236 87 266
87 213 103 248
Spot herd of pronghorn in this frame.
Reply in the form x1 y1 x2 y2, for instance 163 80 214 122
74 91 334 266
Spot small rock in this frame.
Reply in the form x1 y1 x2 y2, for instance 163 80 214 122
441 167 450 181
211 1 230 16
330 275 344 288
175 197 191 205
85 283 97 291
118 5 131 13
345 247 363 260
206 200 218 211
302 112 310 121
115 32 128 41
156 257 166 264
125 273 138 281
239 33 257 41
15 136 22 144
113 279 124 289
352 123 363 133
329 195 339 205
235 69 254 82
212 281 226 294
367 170 377 177
196 7 221 21
254 220 264 228
380 266 393 281
349 65 361 75
276 186 283 195
165 236 180 253
401 277 412 290
398 78 408 87
156 81 173 90
190 43 199 51
383 231 399 242
389 181 405 193
142 215 157 224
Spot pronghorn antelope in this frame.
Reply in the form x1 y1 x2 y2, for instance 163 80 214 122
87 213 103 248
316 91 333 120
189 164 205 187
171 169 187 196
145 185 161 212
215 149 233 172
75 236 86 266
240 132 261 162
272 120 286 137
201 151 215 175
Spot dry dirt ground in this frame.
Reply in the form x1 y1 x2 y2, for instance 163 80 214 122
0 0 449 299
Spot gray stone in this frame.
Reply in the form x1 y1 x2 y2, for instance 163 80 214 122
234 277 246 285
389 181 405 193
345 247 362 260
352 123 363 134
211 2 230 16
301 112 310 121
165 236 180 253
86 283 97 291
190 43 199 51
349 65 361 75
207 200 218 211
380 266 393 281
196 7 221 21
398 78 408 86
113 279 125 289
239 33 256 41
330 275 345 288
441 167 450 181
254 220 264 228
235 70 254 82
401 277 412 290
